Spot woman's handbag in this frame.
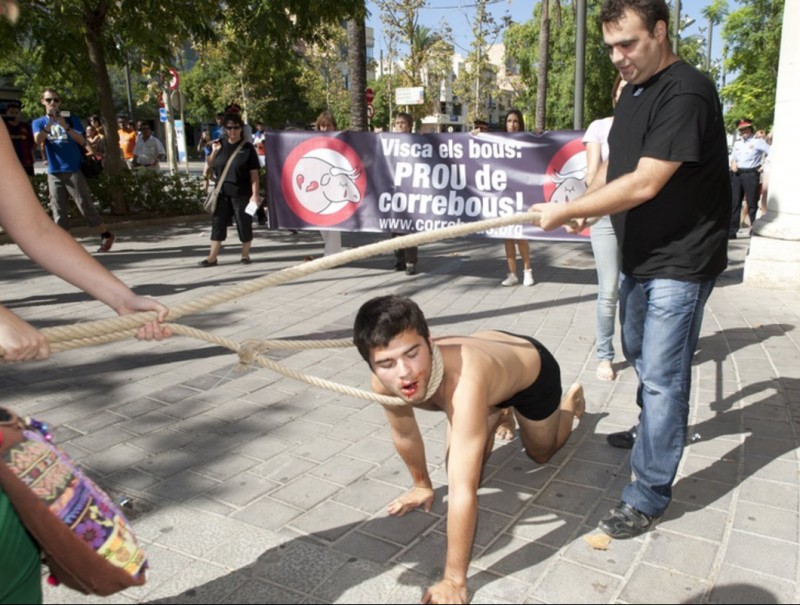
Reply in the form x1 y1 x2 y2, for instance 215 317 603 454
203 141 246 214
0 408 148 595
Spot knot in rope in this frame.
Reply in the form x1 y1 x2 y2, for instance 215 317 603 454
238 339 270 366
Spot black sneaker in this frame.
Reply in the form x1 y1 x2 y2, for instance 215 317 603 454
392 261 406 271
405 262 417 275
606 426 637 449
598 501 659 539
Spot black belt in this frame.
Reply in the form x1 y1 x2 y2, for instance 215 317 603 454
735 168 760 174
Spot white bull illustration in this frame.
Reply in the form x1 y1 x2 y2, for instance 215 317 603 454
292 149 362 215
548 151 588 203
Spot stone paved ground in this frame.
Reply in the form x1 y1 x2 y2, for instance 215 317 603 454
1 220 798 604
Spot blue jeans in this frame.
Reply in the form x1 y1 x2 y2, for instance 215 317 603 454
618 274 715 517
590 216 621 361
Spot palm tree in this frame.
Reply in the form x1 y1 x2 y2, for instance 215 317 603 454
534 0 562 133
701 0 728 74
348 17 368 131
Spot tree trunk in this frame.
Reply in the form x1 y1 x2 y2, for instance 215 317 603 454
347 18 368 132
82 1 127 214
535 2 550 134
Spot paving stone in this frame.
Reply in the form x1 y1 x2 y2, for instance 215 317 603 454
532 559 622 603
308 455 377 486
643 530 719 579
724 530 798 580
332 529 403 564
619 561 708 603
710 564 798 604
246 538 349 593
733 500 800 542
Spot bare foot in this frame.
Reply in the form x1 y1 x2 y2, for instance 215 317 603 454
564 383 585 419
596 360 616 381
494 408 516 441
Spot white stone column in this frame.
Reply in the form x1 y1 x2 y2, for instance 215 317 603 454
744 0 800 288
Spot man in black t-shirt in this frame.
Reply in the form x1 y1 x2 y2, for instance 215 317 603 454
532 0 730 540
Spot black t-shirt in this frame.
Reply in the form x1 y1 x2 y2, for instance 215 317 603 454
214 139 260 198
608 61 731 281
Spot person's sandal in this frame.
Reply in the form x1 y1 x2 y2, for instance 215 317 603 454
199 259 218 266
240 257 252 264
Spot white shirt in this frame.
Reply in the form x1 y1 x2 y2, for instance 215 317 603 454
133 135 166 166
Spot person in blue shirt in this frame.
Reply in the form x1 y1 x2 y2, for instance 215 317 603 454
31 89 115 252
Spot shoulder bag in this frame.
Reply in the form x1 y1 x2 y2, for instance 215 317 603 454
203 140 246 214
0 407 148 595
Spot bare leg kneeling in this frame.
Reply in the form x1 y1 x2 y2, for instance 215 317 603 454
516 383 584 464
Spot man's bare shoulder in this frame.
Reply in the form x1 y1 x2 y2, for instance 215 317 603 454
434 330 534 354
434 331 540 406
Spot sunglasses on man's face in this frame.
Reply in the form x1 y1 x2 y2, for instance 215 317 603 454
225 125 242 130
43 98 61 103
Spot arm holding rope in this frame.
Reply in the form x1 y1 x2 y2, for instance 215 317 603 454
0 119 170 361
532 156 681 231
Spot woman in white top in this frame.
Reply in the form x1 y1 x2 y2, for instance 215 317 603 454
582 75 626 381
499 109 534 287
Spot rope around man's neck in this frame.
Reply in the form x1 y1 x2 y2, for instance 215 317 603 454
423 343 444 403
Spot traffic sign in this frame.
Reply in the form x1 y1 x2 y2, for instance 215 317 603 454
159 107 168 123
168 68 180 91
365 87 375 104
170 89 185 111
367 103 374 119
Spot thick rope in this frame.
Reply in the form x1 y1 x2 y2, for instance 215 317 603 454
29 210 547 350
139 324 444 406
2 211 552 403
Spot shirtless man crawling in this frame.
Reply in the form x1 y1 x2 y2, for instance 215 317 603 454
353 295 585 604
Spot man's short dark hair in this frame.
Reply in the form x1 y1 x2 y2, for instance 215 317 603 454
353 296 430 364
600 0 670 36
395 112 412 126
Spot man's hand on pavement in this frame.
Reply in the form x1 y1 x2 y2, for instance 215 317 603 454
421 578 468 604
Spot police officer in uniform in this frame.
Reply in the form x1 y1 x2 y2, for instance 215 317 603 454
729 119 770 238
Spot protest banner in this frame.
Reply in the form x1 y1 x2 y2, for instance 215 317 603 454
265 130 590 241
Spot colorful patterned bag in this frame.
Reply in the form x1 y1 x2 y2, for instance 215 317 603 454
0 407 147 595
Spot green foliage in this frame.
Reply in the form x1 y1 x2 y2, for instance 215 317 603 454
375 0 454 126
450 0 506 124
295 23 352 129
505 1 617 130
30 171 205 217
721 0 783 131
368 74 394 130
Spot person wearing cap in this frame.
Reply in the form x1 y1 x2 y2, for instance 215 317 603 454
729 119 770 238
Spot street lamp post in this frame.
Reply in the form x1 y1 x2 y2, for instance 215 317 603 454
672 0 681 54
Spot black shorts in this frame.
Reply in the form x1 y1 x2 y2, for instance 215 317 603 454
495 332 562 421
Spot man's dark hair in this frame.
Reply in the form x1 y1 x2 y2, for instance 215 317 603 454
600 0 670 36
395 112 412 126
353 296 430 364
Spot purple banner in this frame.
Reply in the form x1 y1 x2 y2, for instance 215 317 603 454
265 131 590 241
